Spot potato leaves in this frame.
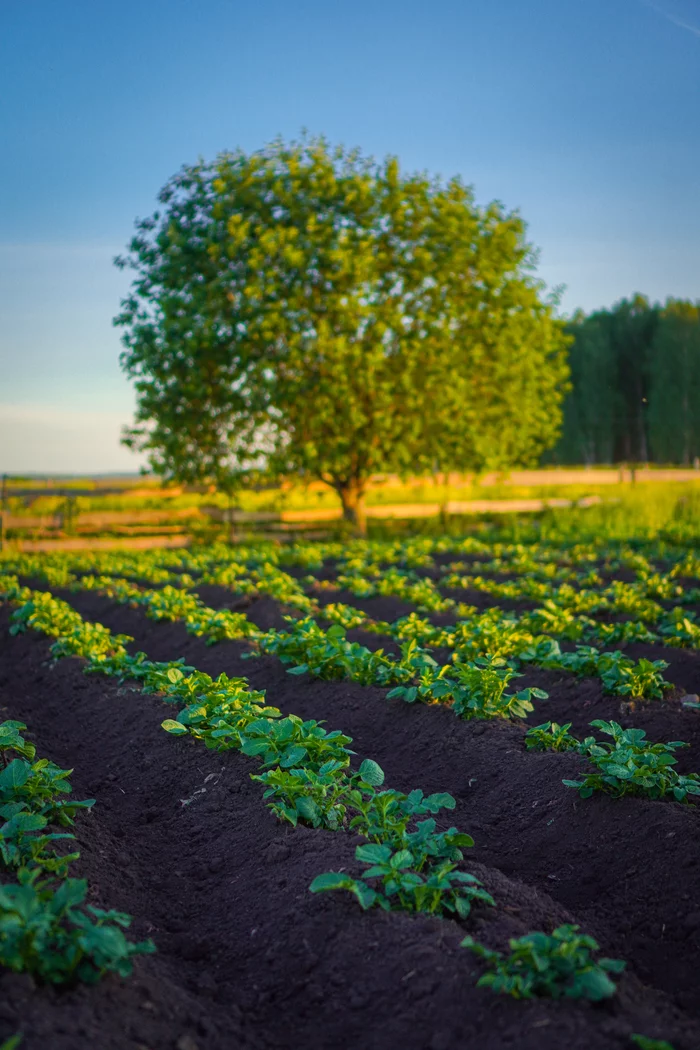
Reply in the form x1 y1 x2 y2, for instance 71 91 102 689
461 924 625 1001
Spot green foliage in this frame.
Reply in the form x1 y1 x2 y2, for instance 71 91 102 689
550 294 700 468
0 721 95 878
310 834 494 919
630 1036 676 1050
0 810 78 877
648 299 700 465
657 609 700 649
252 619 403 686
0 723 36 763
240 715 354 771
445 658 547 720
461 924 625 1000
0 757 94 828
8 591 131 664
0 1035 22 1050
0 711 154 991
115 135 570 526
347 786 457 845
562 720 700 803
252 758 381 830
0 871 155 985
528 644 671 701
525 721 580 753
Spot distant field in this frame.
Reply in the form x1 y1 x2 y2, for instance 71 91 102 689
3 468 700 550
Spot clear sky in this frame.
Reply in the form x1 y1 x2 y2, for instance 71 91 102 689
1 0 699 474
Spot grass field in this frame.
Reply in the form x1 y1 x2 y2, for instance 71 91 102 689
4 472 700 554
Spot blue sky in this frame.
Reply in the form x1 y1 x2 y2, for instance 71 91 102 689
1 0 699 473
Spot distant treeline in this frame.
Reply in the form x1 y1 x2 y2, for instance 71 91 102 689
546 294 700 466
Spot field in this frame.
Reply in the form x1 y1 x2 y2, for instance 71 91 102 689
2 512 700 1049
5 470 700 549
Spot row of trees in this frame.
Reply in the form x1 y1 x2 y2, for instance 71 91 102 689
115 136 571 530
549 295 700 466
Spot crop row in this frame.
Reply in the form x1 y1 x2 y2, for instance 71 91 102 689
5 530 700 585
0 715 154 987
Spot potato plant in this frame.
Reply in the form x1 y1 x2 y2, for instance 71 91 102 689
0 711 153 986
630 1037 676 1050
311 842 494 919
251 619 405 686
525 721 581 753
563 720 700 803
0 870 155 985
0 721 95 878
461 924 625 1000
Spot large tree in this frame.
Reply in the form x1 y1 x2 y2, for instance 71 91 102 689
115 135 571 530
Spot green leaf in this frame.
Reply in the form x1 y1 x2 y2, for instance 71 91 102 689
161 719 188 735
280 745 308 768
4 812 47 832
605 764 633 778
0 760 31 791
356 843 392 865
389 849 414 869
296 797 322 824
310 872 353 893
358 759 384 786
51 878 88 913
572 968 617 1001
0 1034 23 1050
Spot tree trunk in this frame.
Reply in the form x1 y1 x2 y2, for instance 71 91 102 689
336 480 367 536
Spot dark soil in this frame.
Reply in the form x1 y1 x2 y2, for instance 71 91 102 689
3 584 700 1049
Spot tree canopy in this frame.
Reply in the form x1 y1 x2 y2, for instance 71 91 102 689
115 135 571 529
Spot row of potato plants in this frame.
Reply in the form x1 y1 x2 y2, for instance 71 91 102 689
4 536 700 622
0 714 154 986
0 576 635 1004
5 532 700 587
29 559 699 810
526 719 700 803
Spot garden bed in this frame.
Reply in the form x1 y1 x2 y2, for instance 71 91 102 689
2 587 700 1049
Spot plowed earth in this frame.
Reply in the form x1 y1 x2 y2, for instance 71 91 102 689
2 579 700 1049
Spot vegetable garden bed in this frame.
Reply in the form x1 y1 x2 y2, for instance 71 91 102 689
1 536 700 1049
